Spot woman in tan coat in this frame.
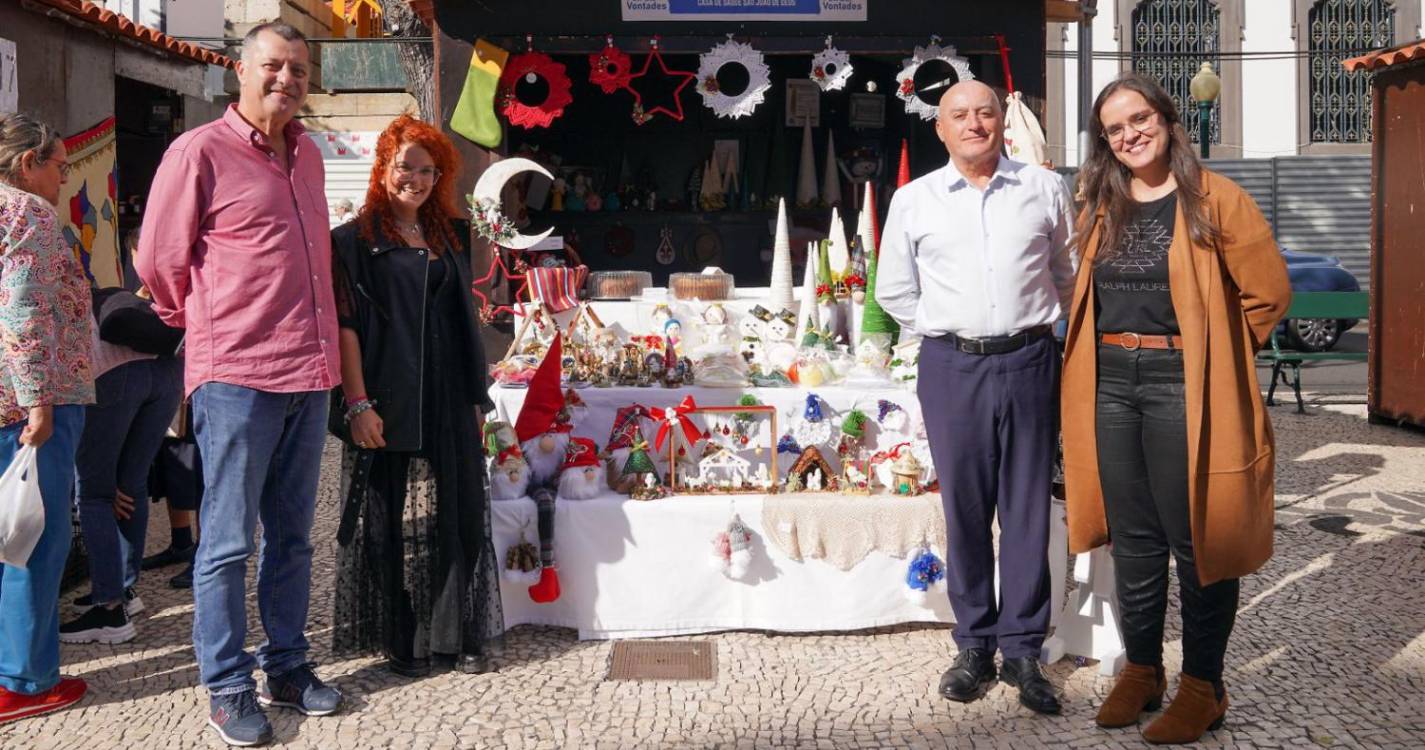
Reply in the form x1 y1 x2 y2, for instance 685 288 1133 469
1061 73 1291 744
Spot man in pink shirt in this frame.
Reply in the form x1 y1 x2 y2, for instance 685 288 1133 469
137 22 342 747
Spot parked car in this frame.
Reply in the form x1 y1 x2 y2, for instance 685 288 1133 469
1279 248 1362 352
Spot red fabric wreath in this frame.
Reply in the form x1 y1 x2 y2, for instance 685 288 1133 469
499 51 573 129
588 44 633 94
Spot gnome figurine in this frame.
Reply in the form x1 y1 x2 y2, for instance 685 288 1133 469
513 337 568 604
489 445 531 501
557 437 606 500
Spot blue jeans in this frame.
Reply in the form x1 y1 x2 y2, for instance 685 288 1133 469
76 358 184 604
190 383 328 694
0 405 85 694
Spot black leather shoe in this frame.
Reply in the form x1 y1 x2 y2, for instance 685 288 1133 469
455 654 493 675
168 563 193 589
385 656 431 678
1000 656 1063 715
938 648 997 702
142 544 195 571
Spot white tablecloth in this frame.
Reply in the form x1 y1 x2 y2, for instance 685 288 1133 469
493 492 955 639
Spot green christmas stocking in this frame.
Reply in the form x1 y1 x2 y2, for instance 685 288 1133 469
450 39 508 148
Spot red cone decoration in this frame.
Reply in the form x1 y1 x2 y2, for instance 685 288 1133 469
514 336 563 445
896 139 911 189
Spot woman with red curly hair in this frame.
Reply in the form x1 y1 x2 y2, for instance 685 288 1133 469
328 114 502 677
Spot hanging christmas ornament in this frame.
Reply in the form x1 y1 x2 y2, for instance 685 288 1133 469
793 393 833 447
710 513 756 580
904 546 946 605
503 524 542 585
499 36 573 129
696 37 771 119
811 36 853 92
629 36 698 124
589 35 634 94
895 37 975 121
656 225 676 265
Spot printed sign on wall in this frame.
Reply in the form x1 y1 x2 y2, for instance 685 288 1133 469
622 0 867 22
0 38 17 115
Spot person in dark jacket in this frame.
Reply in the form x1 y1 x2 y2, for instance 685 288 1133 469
329 114 502 677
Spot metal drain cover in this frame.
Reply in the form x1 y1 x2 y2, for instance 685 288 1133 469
606 640 716 681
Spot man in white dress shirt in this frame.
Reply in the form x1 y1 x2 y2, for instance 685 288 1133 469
877 80 1076 715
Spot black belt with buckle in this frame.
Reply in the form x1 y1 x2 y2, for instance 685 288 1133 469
936 324 1053 355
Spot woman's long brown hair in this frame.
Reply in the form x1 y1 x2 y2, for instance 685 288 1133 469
358 114 463 255
1073 73 1222 263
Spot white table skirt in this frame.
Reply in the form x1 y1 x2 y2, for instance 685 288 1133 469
492 492 955 640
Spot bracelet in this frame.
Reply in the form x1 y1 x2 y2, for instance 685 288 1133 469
344 393 368 408
343 398 376 423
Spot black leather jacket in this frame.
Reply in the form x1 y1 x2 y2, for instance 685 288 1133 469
330 218 493 451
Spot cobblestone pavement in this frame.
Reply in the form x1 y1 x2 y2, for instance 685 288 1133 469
4 403 1424 749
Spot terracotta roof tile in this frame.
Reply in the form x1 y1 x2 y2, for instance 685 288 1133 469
28 0 235 69
1342 38 1425 72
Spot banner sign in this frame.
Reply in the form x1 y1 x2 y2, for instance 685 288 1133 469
622 0 867 22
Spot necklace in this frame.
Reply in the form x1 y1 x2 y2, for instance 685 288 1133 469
395 219 422 236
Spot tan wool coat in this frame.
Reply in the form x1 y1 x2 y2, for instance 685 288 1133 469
1061 170 1292 586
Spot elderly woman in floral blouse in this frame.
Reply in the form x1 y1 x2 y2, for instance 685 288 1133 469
0 113 94 725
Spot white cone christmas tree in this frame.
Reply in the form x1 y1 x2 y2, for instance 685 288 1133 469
821 129 841 208
793 241 820 344
769 198 796 310
796 122 818 208
827 207 850 280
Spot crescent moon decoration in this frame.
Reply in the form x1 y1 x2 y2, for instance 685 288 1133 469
498 51 573 129
695 39 771 119
895 43 975 121
469 158 555 250
811 44 853 92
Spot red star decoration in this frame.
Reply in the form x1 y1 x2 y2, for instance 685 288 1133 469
627 45 697 123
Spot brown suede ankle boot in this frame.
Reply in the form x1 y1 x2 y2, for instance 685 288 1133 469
1142 674 1228 744
1095 662 1167 728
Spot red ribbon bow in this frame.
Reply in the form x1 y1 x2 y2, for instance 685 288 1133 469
651 395 705 452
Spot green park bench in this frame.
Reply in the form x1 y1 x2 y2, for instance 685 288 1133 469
1258 291 1369 413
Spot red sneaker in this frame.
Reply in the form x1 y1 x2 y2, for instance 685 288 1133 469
0 677 88 725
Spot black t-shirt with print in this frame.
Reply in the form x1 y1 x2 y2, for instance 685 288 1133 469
1094 191 1180 335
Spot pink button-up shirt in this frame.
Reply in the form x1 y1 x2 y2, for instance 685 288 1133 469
137 105 340 396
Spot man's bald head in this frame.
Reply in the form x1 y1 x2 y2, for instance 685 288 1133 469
939 80 1002 120
935 80 1004 174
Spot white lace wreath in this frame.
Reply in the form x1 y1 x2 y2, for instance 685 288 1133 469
696 39 772 119
895 42 975 121
811 45 853 92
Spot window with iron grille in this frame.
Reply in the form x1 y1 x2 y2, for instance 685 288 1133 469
1308 0 1394 143
1131 0 1222 145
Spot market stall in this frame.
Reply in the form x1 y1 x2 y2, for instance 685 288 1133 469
406 0 1122 661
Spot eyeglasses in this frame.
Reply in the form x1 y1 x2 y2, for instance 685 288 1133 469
1102 110 1161 145
392 162 441 181
39 155 71 179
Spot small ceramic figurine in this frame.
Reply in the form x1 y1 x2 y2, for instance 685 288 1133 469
650 303 673 336
663 318 683 356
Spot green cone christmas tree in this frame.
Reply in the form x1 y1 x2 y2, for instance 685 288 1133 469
859 181 899 343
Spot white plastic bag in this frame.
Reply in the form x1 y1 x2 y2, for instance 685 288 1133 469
0 445 45 568
1004 90 1049 167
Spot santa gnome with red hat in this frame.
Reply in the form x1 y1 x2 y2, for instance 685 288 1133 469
512 337 570 603
557 437 605 500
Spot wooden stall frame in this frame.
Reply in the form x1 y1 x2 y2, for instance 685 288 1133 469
665 405 779 495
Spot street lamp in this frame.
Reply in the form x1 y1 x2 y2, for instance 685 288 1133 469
1189 61 1221 160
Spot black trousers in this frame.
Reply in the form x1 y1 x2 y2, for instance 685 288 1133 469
1095 345 1239 684
918 334 1058 659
